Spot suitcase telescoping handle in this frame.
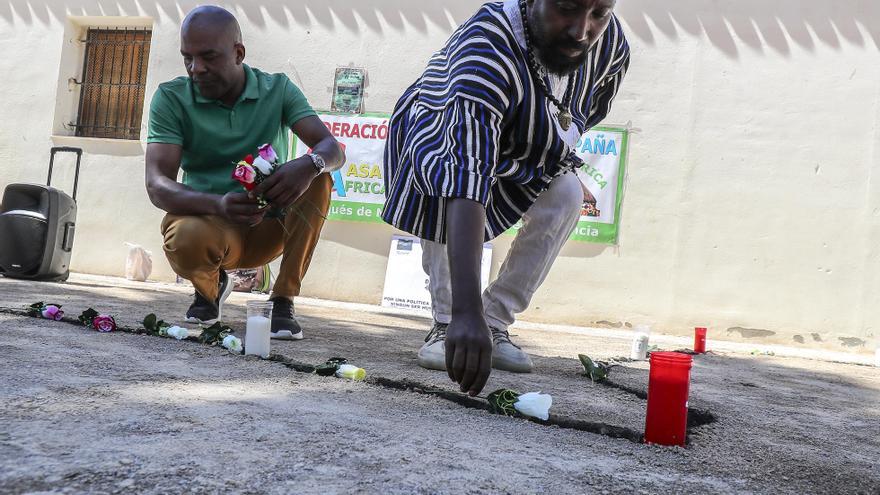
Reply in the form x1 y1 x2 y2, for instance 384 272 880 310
47 146 83 201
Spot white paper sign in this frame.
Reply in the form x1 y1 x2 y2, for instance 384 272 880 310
381 235 493 312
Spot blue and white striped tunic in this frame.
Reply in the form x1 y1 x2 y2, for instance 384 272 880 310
382 1 630 243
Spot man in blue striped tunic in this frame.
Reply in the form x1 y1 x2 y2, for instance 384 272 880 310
382 0 630 395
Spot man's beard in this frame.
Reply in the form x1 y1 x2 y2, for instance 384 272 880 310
529 15 591 75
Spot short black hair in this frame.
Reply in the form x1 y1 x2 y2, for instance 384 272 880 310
181 5 242 43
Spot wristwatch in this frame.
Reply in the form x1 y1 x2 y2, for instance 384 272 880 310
307 152 326 175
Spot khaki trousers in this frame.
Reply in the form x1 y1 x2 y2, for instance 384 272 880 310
422 172 584 331
161 174 332 300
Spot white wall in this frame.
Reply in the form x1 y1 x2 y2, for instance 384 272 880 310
0 1 878 353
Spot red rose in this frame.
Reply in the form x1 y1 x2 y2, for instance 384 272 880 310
244 154 254 165
93 315 117 333
232 163 256 185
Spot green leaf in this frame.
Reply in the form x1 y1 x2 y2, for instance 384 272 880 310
198 322 232 345
26 301 45 317
578 354 609 382
314 357 348 376
78 308 99 327
141 313 172 336
487 388 520 417
314 363 339 376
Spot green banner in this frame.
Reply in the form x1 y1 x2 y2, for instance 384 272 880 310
505 126 629 244
328 200 384 223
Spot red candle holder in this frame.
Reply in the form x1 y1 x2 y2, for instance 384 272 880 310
694 327 707 354
644 352 693 447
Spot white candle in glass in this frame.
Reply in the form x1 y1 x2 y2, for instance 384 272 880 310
245 315 271 358
630 325 651 360
245 300 273 358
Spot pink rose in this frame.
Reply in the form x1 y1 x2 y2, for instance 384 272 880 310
232 163 256 189
92 315 116 332
258 143 278 163
41 305 63 320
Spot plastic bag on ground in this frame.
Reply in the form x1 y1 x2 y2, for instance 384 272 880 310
124 242 152 281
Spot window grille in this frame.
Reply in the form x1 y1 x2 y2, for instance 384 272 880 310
74 27 152 140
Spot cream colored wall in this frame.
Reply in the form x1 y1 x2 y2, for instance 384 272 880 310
0 1 878 353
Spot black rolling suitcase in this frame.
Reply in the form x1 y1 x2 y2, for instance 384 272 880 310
0 147 82 282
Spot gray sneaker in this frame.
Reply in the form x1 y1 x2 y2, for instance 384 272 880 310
417 322 448 371
491 327 534 373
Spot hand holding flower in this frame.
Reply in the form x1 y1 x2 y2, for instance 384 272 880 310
216 192 266 225
249 158 316 211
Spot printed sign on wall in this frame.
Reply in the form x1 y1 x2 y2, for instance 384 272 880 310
294 115 629 243
571 127 629 243
507 127 630 244
293 113 389 223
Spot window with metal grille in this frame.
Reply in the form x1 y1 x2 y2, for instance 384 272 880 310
74 27 152 140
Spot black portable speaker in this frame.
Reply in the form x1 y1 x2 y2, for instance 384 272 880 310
0 147 81 282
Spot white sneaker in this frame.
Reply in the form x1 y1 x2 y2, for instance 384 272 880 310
417 322 448 371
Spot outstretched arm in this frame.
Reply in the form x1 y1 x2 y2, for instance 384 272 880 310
444 198 493 396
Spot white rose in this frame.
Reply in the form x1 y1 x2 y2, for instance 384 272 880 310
252 156 274 175
166 326 189 340
513 392 553 421
222 335 242 353
335 364 366 381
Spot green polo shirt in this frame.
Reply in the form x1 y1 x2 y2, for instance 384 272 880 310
147 65 316 195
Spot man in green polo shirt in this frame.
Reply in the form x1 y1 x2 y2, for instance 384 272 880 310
145 5 344 339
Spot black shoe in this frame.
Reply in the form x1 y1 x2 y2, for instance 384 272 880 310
185 271 233 325
270 296 303 340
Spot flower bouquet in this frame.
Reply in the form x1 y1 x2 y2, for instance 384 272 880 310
231 143 327 224
232 143 282 214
